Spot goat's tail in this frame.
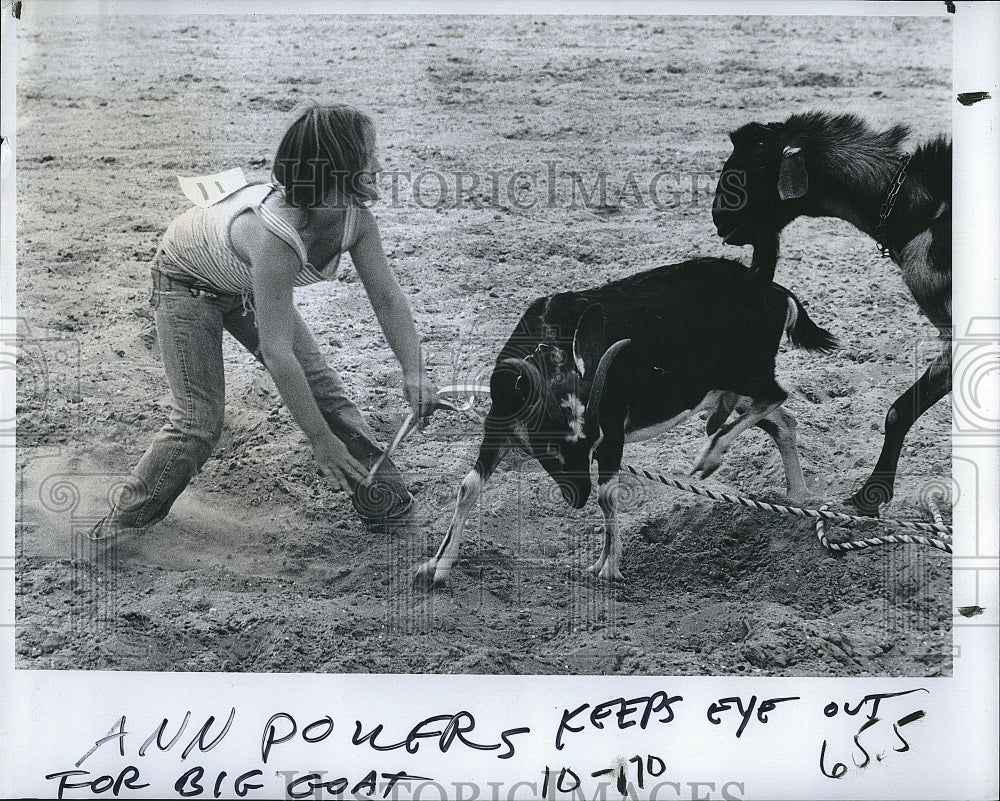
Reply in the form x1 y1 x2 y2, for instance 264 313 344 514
782 292 838 353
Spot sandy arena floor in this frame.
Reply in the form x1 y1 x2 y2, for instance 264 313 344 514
15 13 952 675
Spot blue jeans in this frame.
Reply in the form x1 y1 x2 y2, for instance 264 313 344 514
106 269 410 531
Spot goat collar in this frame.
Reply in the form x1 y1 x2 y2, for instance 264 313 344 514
524 341 559 365
875 153 912 259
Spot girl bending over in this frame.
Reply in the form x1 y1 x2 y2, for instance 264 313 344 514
91 104 435 547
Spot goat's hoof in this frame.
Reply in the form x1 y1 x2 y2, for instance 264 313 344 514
691 453 722 479
691 462 720 480
587 560 623 583
413 562 446 591
700 463 721 479
848 483 891 517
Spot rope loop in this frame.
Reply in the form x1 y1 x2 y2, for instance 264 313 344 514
814 505 952 555
620 463 952 555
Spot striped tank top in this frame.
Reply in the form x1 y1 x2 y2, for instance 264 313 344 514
155 183 356 294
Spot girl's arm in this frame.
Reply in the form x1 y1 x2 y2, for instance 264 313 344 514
232 213 367 491
350 207 436 418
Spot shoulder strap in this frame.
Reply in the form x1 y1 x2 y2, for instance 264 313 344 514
253 196 308 267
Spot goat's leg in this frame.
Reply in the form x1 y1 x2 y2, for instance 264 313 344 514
705 392 738 436
748 228 780 285
692 393 785 479
756 407 808 501
850 352 951 515
588 476 624 582
589 422 626 582
414 433 508 590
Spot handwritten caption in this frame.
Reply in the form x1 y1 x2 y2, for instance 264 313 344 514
43 688 927 800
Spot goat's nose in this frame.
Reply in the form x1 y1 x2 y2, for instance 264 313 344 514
557 477 590 509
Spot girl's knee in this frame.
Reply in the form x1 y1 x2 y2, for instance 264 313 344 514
169 405 223 444
170 417 222 463
193 422 223 455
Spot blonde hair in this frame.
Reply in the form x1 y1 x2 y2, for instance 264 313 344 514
272 103 375 208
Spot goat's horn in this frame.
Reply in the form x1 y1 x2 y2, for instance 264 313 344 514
584 338 631 436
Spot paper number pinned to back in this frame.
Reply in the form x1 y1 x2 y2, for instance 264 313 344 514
178 168 250 208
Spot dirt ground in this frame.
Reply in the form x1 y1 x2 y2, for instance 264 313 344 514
14 13 953 676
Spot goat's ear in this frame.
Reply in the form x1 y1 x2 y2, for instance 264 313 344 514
572 303 606 379
777 145 808 200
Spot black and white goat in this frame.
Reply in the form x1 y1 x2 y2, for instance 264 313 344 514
712 112 951 515
414 258 836 588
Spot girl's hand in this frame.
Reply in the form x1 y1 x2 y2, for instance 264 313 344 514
314 437 367 492
404 374 438 422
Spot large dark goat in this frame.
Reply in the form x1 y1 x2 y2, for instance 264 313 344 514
414 258 836 588
712 112 951 515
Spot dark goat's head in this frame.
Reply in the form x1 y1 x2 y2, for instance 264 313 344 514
490 304 629 509
712 121 809 246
